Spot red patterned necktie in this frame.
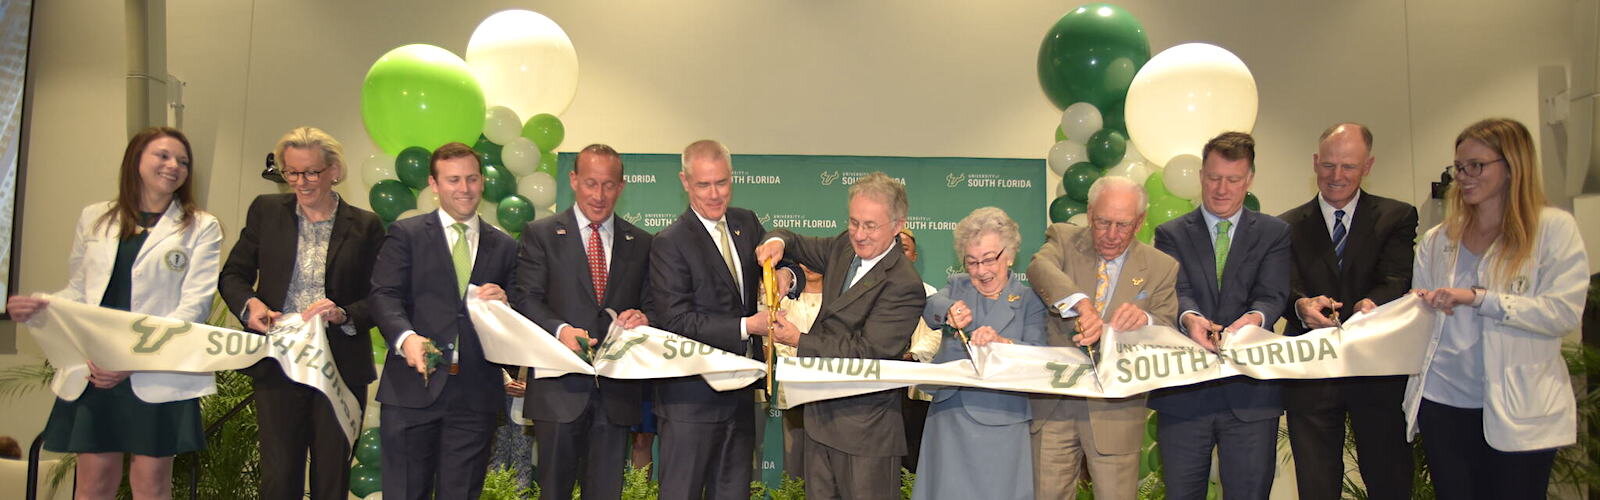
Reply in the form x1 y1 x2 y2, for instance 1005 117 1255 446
587 223 607 304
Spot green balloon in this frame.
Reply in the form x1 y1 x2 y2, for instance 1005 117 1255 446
1245 191 1260 212
349 464 382 497
1148 194 1193 226
368 180 417 222
360 44 486 155
1146 412 1158 441
497 194 536 232
1049 195 1088 223
1061 161 1102 203
395 147 431 190
1036 4 1151 111
474 135 503 167
481 163 514 204
1087 129 1127 168
354 428 381 465
1144 169 1170 199
1143 442 1162 474
537 151 559 177
1055 126 1067 143
1136 218 1155 244
522 113 565 152
369 327 386 367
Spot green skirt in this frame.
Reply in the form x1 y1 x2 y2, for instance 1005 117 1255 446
41 379 204 457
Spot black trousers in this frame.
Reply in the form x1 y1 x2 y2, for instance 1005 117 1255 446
656 394 755 500
1285 379 1412 500
532 396 631 500
253 369 367 500
1418 399 1557 500
379 388 498 500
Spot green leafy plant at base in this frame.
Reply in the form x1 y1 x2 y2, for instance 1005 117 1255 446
169 369 262 499
622 464 660 500
481 464 537 500
900 467 915 499
750 473 803 500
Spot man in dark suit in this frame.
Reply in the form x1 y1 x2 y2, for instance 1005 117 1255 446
1278 123 1418 500
1151 132 1291 500
648 139 798 500
219 127 386 500
755 172 927 500
370 142 519 499
511 144 652 499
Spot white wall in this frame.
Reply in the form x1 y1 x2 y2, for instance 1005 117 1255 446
4 0 1591 477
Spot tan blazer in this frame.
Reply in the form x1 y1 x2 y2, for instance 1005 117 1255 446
1024 223 1179 454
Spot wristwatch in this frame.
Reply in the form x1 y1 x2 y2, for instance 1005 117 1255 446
1470 286 1487 307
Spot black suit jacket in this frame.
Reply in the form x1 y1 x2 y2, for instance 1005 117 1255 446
1279 191 1418 407
370 211 519 413
1150 208 1292 422
647 207 777 424
218 193 385 389
511 208 652 425
773 229 926 457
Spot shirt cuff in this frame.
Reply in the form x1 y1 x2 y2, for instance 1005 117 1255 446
740 318 750 341
1143 312 1154 327
1246 310 1267 327
555 323 571 338
1054 293 1089 318
394 330 416 352
340 323 358 337
764 236 785 246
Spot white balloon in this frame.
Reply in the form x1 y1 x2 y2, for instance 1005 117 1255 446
466 10 580 119
1059 102 1103 145
394 208 428 222
1162 154 1204 200
483 106 523 145
364 492 383 500
1104 159 1153 185
501 137 542 177
533 204 555 221
477 200 502 232
1047 141 1089 176
517 172 558 207
1125 43 1259 167
1054 180 1067 199
414 186 440 213
361 153 398 187
1067 213 1090 227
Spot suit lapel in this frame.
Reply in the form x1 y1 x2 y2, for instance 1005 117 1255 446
727 213 755 303
1343 192 1379 277
1183 212 1218 292
1107 247 1149 313
135 201 184 265
680 209 743 302
826 245 895 315
1292 198 1340 279
419 213 458 300
471 217 503 285
982 278 1022 331
323 199 353 281
561 209 600 306
1220 211 1260 290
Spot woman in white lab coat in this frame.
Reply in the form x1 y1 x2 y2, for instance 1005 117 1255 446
8 126 222 499
1405 117 1587 499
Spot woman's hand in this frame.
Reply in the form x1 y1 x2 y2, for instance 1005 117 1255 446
969 326 1012 346
300 298 345 324
946 300 973 330
86 361 131 389
1422 288 1475 315
5 296 48 323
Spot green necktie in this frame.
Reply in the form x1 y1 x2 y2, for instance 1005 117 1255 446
1214 219 1232 287
451 222 472 296
715 220 739 291
840 256 862 296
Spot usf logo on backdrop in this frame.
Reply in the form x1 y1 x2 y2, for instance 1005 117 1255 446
129 316 193 354
946 173 966 188
819 171 840 186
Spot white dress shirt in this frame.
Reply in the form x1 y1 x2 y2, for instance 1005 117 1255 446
1182 208 1265 328
394 209 481 350
555 210 615 337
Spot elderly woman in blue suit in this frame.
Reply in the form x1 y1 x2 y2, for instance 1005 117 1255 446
912 206 1046 500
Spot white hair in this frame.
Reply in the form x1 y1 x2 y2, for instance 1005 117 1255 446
1087 176 1147 213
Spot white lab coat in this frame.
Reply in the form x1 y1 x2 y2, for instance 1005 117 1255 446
1403 207 1587 452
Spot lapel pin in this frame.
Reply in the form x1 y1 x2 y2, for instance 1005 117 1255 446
1007 294 1020 302
1131 277 1145 286
556 228 567 235
624 233 635 241
734 229 742 236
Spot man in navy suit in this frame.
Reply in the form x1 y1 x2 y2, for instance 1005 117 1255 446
1151 132 1291 500
371 142 519 499
511 144 652 499
648 139 797 500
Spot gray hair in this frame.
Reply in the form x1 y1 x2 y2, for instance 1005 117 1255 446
1087 176 1148 213
681 139 731 174
848 172 909 221
275 126 345 180
953 206 1021 257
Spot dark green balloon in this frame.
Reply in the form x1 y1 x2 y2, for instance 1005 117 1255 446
1244 191 1260 212
1049 195 1088 223
1087 129 1127 168
481 163 514 204
1061 161 1102 203
368 180 416 222
1036 3 1151 111
473 134 503 167
497 194 535 231
522 113 565 152
1102 99 1128 137
349 464 381 497
395 146 431 190
354 428 381 465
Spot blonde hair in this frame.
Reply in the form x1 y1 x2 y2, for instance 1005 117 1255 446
1446 118 1545 284
274 126 345 182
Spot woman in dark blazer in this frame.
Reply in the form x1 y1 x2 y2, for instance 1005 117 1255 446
218 127 386 500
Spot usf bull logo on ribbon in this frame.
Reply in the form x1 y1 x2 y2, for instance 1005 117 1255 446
130 317 192 353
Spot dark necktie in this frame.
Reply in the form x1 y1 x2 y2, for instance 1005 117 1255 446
840 257 863 296
1331 209 1348 268
587 223 607 304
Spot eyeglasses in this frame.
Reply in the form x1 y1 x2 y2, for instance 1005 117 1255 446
848 218 896 234
281 168 326 182
1446 158 1504 178
1091 217 1138 233
963 247 1008 269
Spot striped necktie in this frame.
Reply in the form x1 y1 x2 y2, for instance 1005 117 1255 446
1331 209 1348 268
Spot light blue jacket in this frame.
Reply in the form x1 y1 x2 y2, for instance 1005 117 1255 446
922 273 1046 426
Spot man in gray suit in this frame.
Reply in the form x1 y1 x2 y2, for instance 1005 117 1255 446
1026 176 1180 500
756 172 927 500
1151 132 1292 500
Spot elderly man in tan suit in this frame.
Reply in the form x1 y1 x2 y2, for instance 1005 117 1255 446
1025 176 1179 499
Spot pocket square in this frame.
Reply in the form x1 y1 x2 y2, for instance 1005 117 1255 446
1135 290 1149 300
